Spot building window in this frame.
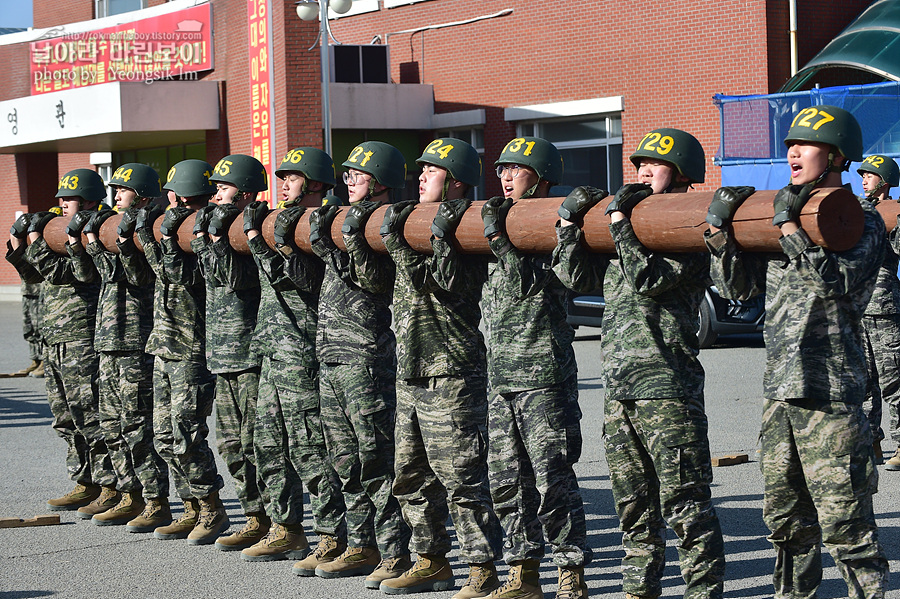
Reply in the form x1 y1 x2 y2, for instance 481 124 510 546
113 142 206 195
517 116 623 193
436 127 485 200
95 0 146 19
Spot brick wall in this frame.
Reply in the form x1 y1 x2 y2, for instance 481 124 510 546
33 0 92 28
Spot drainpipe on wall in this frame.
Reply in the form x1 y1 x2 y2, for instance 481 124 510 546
789 0 798 76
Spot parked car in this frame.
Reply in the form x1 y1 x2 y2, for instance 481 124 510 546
566 287 765 348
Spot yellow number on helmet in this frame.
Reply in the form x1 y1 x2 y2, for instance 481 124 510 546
167 166 176 182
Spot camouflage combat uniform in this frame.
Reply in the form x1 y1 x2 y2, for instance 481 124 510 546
482 235 588 568
192 235 265 516
138 226 222 501
383 228 501 563
248 233 345 535
22 280 44 363
553 220 725 599
706 195 889 599
77 227 168 500
19 238 116 489
310 222 409 557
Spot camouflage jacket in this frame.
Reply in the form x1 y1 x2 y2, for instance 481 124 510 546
553 220 708 402
706 199 885 404
311 232 395 367
483 236 576 394
6 242 44 285
384 231 487 380
80 237 154 353
24 238 100 345
247 235 322 366
864 197 900 316
192 236 260 374
139 228 207 361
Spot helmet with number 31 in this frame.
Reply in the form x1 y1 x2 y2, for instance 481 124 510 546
416 138 482 187
342 141 407 189
784 105 863 165
630 128 705 184
495 136 563 185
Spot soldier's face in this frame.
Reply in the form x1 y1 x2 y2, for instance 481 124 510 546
114 187 138 211
280 173 306 204
418 164 448 204
787 142 832 185
214 183 240 204
166 190 180 208
636 159 678 194
61 199 80 217
861 171 884 194
500 163 539 200
346 169 372 204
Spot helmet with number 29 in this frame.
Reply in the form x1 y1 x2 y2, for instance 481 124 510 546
630 128 705 184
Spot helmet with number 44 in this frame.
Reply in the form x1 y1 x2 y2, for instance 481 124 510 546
108 163 161 198
784 105 863 165
210 154 269 193
342 141 407 189
630 128 705 184
416 138 482 187
495 137 563 185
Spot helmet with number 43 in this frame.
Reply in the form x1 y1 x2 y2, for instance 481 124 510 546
275 147 337 189
630 128 705 184
416 138 482 187
210 154 269 193
784 104 863 165
164 159 217 197
495 136 563 185
107 163 161 198
57 168 107 203
342 141 407 189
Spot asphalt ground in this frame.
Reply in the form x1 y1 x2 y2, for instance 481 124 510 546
0 300 898 598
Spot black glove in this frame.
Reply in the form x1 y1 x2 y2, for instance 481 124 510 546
208 203 241 237
65 211 93 238
159 206 193 237
192 205 216 235
273 206 305 246
342 200 381 236
308 205 339 245
706 186 755 228
773 183 814 227
243 201 270 234
27 211 57 236
558 186 609 222
380 200 417 238
605 183 652 217
431 198 471 239
82 209 116 236
10 213 33 238
481 196 513 239
117 210 139 238
135 204 165 233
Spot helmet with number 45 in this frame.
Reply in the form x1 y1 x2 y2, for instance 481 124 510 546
163 159 217 197
495 136 563 185
416 138 482 187
630 128 705 184
858 154 900 188
107 163 161 198
210 154 268 193
342 141 407 189
56 168 107 203
275 147 337 189
784 105 863 165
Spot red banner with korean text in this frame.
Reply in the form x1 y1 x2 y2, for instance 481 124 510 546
248 0 274 207
29 3 213 95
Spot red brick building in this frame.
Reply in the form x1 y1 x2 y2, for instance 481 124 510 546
0 0 873 286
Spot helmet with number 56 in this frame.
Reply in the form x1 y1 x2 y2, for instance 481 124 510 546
416 138 482 187
630 128 705 184
495 136 563 185
210 154 269 193
342 141 407 189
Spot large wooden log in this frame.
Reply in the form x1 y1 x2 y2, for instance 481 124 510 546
37 188 888 256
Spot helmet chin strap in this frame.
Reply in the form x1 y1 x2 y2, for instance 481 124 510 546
866 178 887 199
365 180 389 202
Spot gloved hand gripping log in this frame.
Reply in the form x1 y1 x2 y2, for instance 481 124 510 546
34 187 885 256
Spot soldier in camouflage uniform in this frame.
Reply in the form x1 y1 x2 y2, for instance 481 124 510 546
481 138 589 599
9 280 44 376
553 129 725 599
298 142 412 586
138 159 226 545
189 155 268 551
67 163 171 531
12 170 117 513
705 106 889 599
379 138 503 597
242 147 346 566
857 155 900 471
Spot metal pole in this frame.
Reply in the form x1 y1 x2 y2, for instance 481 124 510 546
320 0 332 156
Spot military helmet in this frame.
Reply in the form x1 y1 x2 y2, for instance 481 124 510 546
630 128 705 184
107 163 161 198
56 168 107 203
495 137 563 185
342 141 407 189
210 154 269 193
275 147 337 189
858 155 900 188
416 138 482 187
322 194 347 206
163 159 217 197
783 105 863 163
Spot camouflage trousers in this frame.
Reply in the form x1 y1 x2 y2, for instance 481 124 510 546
393 374 502 563
44 339 116 488
320 362 410 556
255 356 345 535
487 376 589 567
760 398 888 599
152 355 222 499
22 289 43 362
604 395 725 599
215 368 266 515
99 351 168 498
862 314 900 444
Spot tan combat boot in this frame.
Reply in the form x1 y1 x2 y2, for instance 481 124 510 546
625 594 659 599
187 490 230 545
154 498 201 540
241 522 310 562
555 566 588 599
452 562 501 599
76 486 120 520
886 448 900 471
46 483 100 511
92 490 145 526
14 359 41 376
291 533 346 575
125 497 172 533
379 553 454 595
488 560 542 599
315 546 380 578
365 554 413 589
215 512 270 551
29 361 45 378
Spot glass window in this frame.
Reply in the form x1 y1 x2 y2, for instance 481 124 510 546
95 0 145 18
